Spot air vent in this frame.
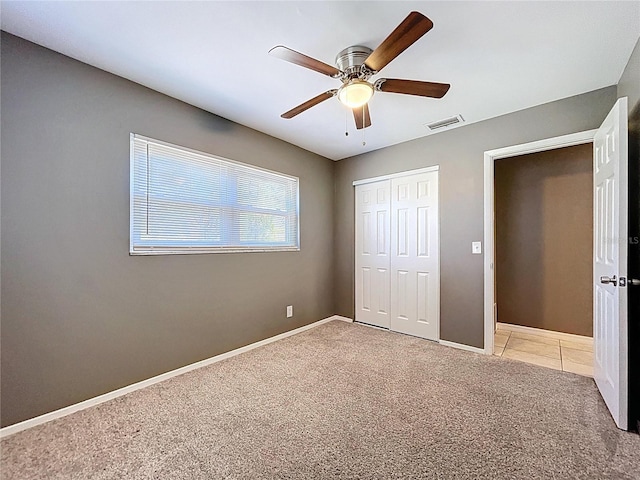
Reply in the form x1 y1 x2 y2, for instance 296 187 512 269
425 114 465 131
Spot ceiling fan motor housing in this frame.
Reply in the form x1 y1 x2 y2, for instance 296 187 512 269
335 46 374 79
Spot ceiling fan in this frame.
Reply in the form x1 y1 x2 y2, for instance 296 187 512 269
269 11 450 130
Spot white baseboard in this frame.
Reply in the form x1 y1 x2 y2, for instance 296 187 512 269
439 339 486 355
496 322 593 345
0 315 349 439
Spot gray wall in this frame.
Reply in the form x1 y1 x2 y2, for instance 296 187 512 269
495 145 593 337
618 37 640 113
334 86 617 349
0 32 335 427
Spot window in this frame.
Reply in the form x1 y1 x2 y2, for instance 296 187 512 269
130 134 299 254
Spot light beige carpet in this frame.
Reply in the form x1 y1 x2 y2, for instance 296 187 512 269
2 321 639 479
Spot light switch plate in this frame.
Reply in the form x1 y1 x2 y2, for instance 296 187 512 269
472 242 482 254
286 305 293 318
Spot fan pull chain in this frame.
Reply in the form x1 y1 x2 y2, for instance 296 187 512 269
345 109 349 137
362 107 366 146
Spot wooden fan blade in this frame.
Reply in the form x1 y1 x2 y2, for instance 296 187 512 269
281 90 336 119
269 46 341 78
377 79 450 98
364 12 433 73
353 104 372 130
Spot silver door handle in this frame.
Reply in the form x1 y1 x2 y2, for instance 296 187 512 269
600 275 618 286
630 279 640 286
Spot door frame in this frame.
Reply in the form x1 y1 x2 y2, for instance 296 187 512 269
352 165 440 186
483 130 597 355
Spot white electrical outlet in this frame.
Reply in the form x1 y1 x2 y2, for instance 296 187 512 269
286 305 293 318
472 241 482 254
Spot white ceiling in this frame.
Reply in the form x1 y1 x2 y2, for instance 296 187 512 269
2 1 639 160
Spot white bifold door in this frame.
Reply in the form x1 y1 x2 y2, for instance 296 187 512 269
593 97 628 430
355 180 392 329
355 169 440 341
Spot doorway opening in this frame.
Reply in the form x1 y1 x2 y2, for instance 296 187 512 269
492 143 594 376
483 130 597 357
485 100 629 430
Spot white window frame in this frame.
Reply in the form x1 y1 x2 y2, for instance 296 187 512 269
130 134 300 255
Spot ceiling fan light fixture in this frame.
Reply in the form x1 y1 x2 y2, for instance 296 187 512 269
338 80 374 108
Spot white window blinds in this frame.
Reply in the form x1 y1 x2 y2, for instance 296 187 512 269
130 134 299 254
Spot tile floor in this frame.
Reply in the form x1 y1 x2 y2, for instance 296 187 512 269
494 326 594 377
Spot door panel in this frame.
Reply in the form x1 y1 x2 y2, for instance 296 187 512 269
397 270 409 319
417 272 430 323
593 97 628 430
377 211 388 255
377 267 389 315
355 180 391 328
361 267 371 310
417 206 430 256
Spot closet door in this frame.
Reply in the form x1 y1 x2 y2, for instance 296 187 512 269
390 171 439 340
355 180 391 328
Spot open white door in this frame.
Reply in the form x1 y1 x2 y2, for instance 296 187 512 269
593 97 628 430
